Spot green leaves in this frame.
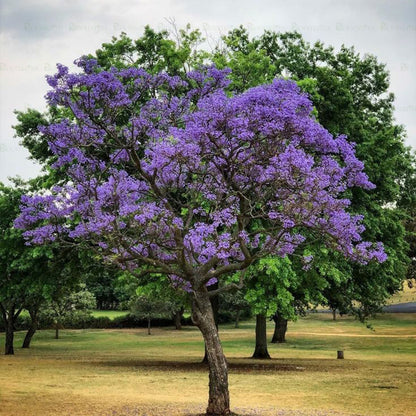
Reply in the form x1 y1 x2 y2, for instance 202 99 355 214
243 257 297 319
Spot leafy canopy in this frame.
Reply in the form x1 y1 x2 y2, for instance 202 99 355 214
16 59 386 291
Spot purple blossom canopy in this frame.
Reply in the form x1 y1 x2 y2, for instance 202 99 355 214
16 58 386 288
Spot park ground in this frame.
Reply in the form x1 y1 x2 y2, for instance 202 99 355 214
1 311 415 416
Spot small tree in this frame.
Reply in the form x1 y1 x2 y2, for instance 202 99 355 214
41 285 96 339
219 289 250 328
130 291 175 335
118 272 189 329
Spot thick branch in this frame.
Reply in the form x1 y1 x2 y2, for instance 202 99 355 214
207 270 246 298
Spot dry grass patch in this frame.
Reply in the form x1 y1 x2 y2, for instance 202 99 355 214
0 313 415 416
388 283 416 304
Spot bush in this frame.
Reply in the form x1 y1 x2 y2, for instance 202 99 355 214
89 316 113 329
0 311 193 332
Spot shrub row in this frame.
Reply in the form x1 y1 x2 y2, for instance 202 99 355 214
0 313 194 332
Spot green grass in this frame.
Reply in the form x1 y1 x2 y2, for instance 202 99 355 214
1 312 415 416
19 309 130 320
91 309 129 319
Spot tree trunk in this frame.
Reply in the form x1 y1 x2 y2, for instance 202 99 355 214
22 325 37 348
55 323 59 339
252 314 271 359
332 309 337 321
22 308 39 348
1 303 18 355
147 317 151 335
234 309 241 329
202 281 219 364
271 312 288 343
192 290 230 416
173 306 184 330
5 316 15 355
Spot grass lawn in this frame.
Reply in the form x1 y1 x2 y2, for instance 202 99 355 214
0 313 415 416
91 309 129 319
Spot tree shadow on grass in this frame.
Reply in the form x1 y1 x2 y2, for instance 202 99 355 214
108 407 357 416
95 357 356 374
105 405 260 416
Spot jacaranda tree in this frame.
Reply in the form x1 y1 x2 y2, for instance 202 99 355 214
16 59 386 415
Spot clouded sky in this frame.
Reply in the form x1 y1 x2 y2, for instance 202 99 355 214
1 0 415 183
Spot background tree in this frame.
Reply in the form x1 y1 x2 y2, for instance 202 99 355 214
93 25 207 74
213 26 413 318
40 284 96 339
21 291 45 348
397 153 416 285
129 282 178 335
243 257 297 357
0 181 58 354
80 252 126 310
122 273 189 330
218 288 250 328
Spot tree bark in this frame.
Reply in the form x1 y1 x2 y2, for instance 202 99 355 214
173 306 184 330
147 317 151 335
5 316 15 355
252 314 271 359
55 323 59 339
22 308 39 348
202 281 219 364
1 303 20 355
22 325 37 348
332 309 337 321
271 312 288 343
192 290 230 416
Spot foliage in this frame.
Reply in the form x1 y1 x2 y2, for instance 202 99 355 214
0 182 50 307
79 251 128 310
244 257 297 318
0 180 55 352
129 295 174 323
397 152 416 283
213 26 414 318
130 279 186 320
16 62 384 271
40 284 96 334
218 289 250 325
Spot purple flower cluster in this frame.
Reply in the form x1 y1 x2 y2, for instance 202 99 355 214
16 60 386 287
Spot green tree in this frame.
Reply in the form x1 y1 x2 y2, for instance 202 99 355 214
215 25 413 317
93 25 207 74
0 181 54 354
218 289 250 328
243 257 298 358
129 281 179 335
397 153 416 284
40 284 96 339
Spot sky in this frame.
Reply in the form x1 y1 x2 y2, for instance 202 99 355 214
1 0 415 184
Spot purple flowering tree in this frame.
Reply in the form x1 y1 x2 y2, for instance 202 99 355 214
16 59 386 415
